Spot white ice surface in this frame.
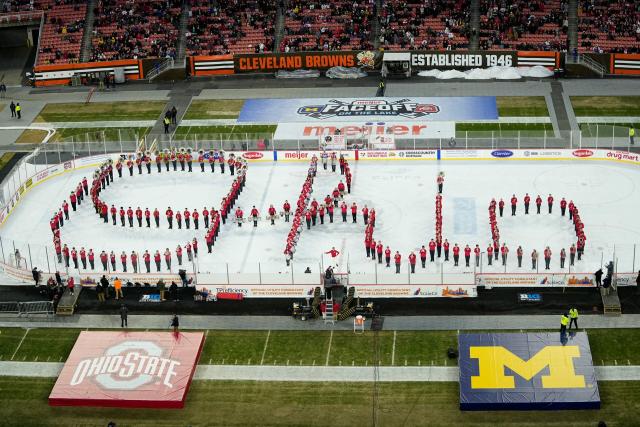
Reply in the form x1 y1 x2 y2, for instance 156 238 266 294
2 160 640 276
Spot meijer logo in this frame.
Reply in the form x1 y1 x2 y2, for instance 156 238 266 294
470 345 585 389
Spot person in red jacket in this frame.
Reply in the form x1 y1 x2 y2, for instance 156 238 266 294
283 200 291 222
437 173 444 194
62 244 70 267
184 209 191 229
152 208 159 228
176 245 183 265
464 245 471 267
474 245 481 267
340 202 347 222
305 210 311 230
88 249 95 270
419 245 427 268
543 246 552 269
535 195 542 214
109 251 116 271
135 207 143 227
362 205 369 224
384 246 391 267
143 250 151 273
501 243 509 266
100 203 108 223
71 247 78 269
524 193 531 214
235 207 244 227
61 200 69 220
547 194 554 214
131 251 138 273
70 191 77 211
350 202 357 223
408 251 417 273
560 198 567 216
164 248 172 270
97 249 107 271
267 205 276 225
453 244 460 266
126 207 133 227
245 206 258 227
368 239 375 261
327 204 334 223
120 251 127 272
428 239 436 262
325 247 340 258
376 241 383 264
498 199 505 217
79 247 87 269
176 211 182 229
443 239 450 261
510 194 517 216
154 250 161 272
110 205 117 225
166 207 173 229
394 251 401 274
144 208 151 228
203 207 210 228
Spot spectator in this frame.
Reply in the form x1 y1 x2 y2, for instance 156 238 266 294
114 277 123 300
120 304 128 328
32 267 40 286
171 314 179 333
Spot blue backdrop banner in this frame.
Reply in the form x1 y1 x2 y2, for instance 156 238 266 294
238 97 498 123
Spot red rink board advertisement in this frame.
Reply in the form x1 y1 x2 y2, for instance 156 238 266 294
49 331 204 409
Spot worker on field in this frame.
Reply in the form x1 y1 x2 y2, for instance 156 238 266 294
630 127 635 145
376 79 385 97
560 313 569 335
163 116 170 134
568 307 579 330
15 102 21 119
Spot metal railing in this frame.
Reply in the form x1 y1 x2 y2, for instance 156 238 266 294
0 301 53 316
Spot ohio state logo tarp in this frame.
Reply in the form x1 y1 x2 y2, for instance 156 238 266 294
49 331 204 408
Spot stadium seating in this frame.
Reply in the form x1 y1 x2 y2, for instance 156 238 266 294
36 0 86 65
577 0 640 53
478 0 568 51
91 0 182 61
281 0 374 52
185 0 276 56
378 0 470 50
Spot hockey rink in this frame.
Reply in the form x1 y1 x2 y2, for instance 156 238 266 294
1 159 640 276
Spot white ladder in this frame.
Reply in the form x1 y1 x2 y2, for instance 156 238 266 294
324 298 335 325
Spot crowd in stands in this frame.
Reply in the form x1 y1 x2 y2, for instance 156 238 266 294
91 0 181 61
281 0 374 52
378 0 470 50
4 0 640 65
185 0 275 55
578 0 640 53
478 0 568 51
34 1 86 65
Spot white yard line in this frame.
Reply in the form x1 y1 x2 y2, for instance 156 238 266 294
11 328 30 361
325 329 334 366
391 330 397 366
260 330 271 365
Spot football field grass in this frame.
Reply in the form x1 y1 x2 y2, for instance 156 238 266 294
571 96 640 117
1 327 639 367
33 101 166 122
0 378 637 427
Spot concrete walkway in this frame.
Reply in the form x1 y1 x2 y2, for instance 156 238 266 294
2 314 640 331
0 361 637 382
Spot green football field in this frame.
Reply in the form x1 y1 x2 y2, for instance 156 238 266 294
2 327 640 367
0 378 637 426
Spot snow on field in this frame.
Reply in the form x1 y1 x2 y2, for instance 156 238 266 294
2 160 640 276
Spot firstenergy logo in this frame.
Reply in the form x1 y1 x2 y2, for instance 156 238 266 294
70 341 181 390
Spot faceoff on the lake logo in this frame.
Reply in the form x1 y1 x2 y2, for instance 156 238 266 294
297 99 440 120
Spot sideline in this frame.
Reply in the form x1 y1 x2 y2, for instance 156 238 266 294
0 362 637 382
2 314 640 331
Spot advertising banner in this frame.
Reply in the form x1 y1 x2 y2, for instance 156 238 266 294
273 121 455 141
411 51 516 70
238 97 498 123
200 284 317 298
459 332 600 410
355 285 477 298
49 331 204 408
475 273 595 288
234 50 379 73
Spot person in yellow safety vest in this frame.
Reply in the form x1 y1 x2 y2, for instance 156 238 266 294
15 102 21 119
569 308 579 329
560 313 569 334
630 127 635 145
163 116 170 134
